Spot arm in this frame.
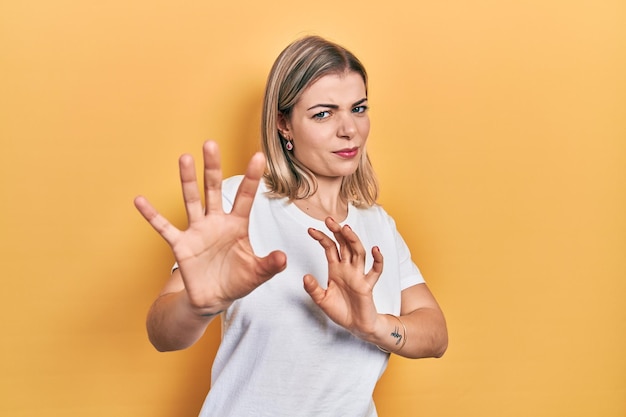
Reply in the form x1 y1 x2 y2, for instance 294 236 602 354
370 283 448 359
135 141 286 352
303 217 447 359
145 269 215 352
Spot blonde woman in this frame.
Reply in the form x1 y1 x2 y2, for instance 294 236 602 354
135 35 447 417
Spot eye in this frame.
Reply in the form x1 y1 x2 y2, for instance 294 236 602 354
313 110 331 119
352 105 368 114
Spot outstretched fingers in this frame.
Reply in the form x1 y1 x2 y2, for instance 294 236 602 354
178 153 205 223
230 152 266 219
365 246 384 286
307 227 341 263
134 195 181 245
324 218 366 265
202 140 224 214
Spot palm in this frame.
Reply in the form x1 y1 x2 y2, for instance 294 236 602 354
170 210 269 309
135 141 286 314
303 218 384 337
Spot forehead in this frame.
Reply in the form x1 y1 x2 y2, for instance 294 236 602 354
298 72 367 106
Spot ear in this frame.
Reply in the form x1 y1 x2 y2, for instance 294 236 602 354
276 112 291 138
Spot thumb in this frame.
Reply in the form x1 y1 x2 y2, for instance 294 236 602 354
256 250 287 281
303 274 326 305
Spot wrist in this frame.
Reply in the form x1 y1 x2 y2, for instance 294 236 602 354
375 314 407 354
182 291 230 319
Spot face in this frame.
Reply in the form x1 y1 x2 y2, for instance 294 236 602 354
279 71 370 183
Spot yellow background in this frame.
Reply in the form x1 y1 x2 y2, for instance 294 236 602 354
1 0 624 416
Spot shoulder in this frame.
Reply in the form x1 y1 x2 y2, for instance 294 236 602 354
222 175 244 200
354 203 397 227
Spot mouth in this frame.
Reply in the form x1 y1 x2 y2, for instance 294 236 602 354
333 147 359 159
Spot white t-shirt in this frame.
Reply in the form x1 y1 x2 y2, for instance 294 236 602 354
198 176 425 417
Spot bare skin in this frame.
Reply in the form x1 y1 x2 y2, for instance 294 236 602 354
135 141 446 357
303 217 448 358
134 141 287 350
136 72 447 357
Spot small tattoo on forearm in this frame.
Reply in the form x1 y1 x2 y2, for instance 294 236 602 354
391 326 403 346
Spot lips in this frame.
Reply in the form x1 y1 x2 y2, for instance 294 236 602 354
333 147 359 158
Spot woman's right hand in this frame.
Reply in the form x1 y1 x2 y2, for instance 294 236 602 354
134 140 287 316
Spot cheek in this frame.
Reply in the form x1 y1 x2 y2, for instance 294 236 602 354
360 118 371 138
296 123 330 144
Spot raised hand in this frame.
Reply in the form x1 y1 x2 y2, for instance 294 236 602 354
134 141 287 316
303 217 384 338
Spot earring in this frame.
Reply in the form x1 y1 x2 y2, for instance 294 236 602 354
285 141 293 151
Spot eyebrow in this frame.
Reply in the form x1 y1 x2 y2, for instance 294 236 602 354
307 98 368 111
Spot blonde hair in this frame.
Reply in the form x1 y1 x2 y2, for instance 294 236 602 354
261 35 379 207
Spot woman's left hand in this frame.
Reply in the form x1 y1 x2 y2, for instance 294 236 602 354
303 217 384 338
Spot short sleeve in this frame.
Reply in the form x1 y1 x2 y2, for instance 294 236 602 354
391 219 425 290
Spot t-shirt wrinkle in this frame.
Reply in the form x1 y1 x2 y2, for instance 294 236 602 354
198 175 425 417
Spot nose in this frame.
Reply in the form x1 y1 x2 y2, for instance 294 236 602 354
337 111 357 139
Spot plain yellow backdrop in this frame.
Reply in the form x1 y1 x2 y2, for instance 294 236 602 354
1 0 624 416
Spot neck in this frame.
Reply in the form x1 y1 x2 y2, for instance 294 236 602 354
294 179 348 222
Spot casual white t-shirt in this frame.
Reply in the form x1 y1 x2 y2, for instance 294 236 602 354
198 176 425 417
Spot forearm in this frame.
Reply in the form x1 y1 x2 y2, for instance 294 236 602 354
146 290 218 352
371 308 448 359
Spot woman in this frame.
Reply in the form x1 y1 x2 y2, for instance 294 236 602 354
135 35 447 417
